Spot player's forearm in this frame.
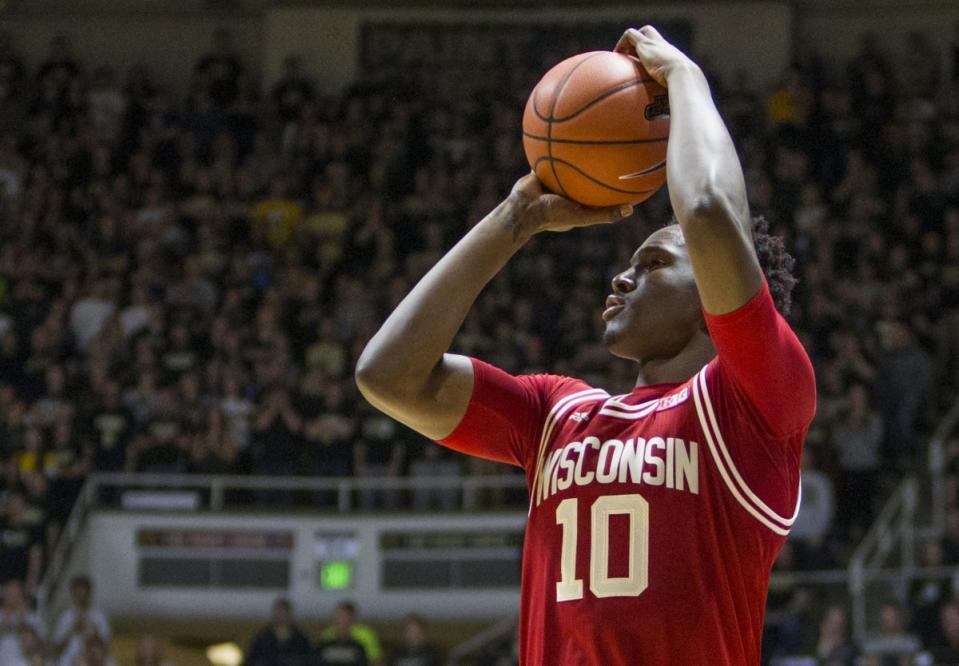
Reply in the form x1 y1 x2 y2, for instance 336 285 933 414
356 195 533 397
664 65 749 230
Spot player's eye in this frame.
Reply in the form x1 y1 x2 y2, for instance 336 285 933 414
644 258 666 271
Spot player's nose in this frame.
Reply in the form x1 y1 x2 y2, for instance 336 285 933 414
611 270 636 294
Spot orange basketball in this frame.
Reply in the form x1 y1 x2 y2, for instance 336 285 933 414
523 51 670 207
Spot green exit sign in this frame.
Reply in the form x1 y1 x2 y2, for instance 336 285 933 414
320 561 354 590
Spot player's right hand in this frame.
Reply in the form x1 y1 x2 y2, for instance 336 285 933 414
509 172 633 234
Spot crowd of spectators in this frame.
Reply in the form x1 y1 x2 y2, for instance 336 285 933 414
245 598 442 666
2 16 959 666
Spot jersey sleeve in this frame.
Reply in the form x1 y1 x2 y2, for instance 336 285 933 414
438 357 590 470
703 280 816 439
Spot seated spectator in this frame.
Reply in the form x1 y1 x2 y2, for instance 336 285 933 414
861 602 920 665
927 600 959 664
910 539 955 647
0 580 45 665
244 597 311 666
318 601 382 666
53 575 110 666
814 604 858 665
389 614 443 666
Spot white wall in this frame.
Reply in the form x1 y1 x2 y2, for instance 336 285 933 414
262 2 794 93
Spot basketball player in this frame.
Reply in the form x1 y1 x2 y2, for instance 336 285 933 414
356 26 815 665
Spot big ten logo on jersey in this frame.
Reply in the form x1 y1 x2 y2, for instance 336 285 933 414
656 386 688 412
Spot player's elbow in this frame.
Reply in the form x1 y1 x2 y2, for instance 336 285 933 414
355 346 415 407
682 179 748 230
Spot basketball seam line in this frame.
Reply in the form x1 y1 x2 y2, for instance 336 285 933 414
532 156 657 195
547 52 605 197
530 76 656 124
554 78 656 122
523 132 669 146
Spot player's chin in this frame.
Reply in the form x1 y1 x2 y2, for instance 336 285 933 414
602 323 632 359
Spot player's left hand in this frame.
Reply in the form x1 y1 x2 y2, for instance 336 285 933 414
614 25 698 88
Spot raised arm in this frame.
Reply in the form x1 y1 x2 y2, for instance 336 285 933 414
617 26 762 315
355 176 629 440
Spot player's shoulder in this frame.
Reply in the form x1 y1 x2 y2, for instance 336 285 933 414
516 371 605 406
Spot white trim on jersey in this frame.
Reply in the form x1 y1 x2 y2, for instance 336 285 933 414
692 366 801 536
602 397 659 412
598 402 659 420
529 388 609 511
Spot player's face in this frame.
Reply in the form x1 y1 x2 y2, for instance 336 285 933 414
602 225 705 362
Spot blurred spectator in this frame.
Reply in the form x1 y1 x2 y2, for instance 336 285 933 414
319 601 382 666
910 539 955 648
790 448 835 556
831 383 883 533
0 580 45 665
53 575 110 666
194 27 243 107
927 600 959 664
133 634 175 666
389 614 443 666
272 55 314 123
814 604 858 665
861 602 920 665
873 321 933 466
409 444 462 512
0 492 43 591
75 633 117 666
244 597 312 666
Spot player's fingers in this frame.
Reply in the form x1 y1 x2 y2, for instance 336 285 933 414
580 203 634 225
613 31 635 54
638 25 663 40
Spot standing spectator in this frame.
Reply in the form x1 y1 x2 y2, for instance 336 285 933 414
318 601 382 666
789 448 835 568
52 575 110 666
389 614 443 666
0 580 45 666
244 597 312 666
0 492 43 592
272 55 314 123
873 320 933 466
831 383 884 533
316 608 368 666
84 382 133 474
195 27 243 107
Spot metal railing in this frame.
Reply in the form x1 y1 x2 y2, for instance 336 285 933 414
847 392 959 643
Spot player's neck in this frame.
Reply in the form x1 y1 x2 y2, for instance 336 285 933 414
634 333 716 388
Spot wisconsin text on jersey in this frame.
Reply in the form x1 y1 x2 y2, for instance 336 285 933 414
534 388 699 506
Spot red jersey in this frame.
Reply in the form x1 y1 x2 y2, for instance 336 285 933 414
440 282 816 665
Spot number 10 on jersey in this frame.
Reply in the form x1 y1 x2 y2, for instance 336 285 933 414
555 494 650 601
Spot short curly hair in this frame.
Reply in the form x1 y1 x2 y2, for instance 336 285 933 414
668 215 797 317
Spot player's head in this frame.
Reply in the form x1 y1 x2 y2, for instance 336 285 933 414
602 216 796 363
